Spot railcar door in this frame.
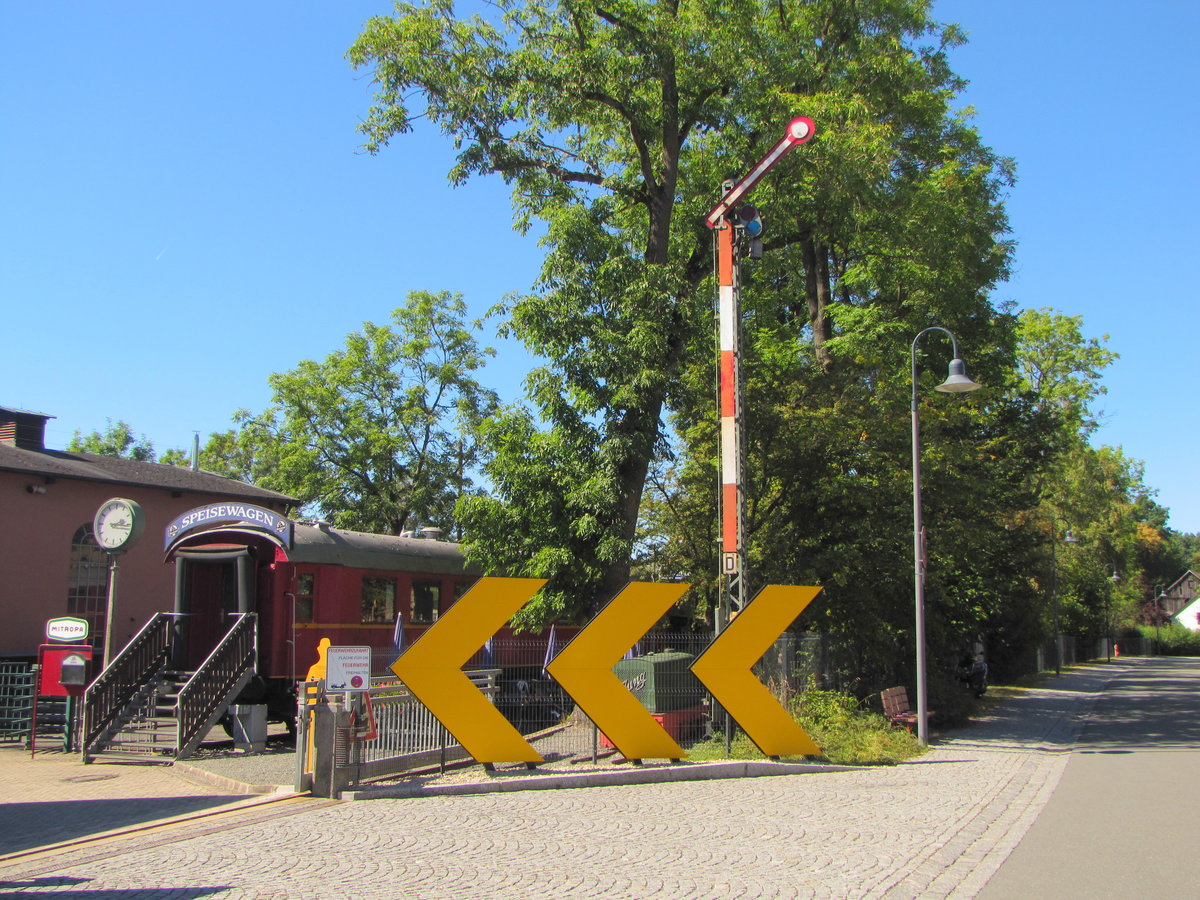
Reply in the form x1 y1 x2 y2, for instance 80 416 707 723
184 558 238 668
173 547 256 671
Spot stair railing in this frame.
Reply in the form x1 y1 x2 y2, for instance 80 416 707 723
176 612 257 758
82 613 175 761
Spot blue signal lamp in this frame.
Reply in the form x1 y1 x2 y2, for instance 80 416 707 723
734 204 763 238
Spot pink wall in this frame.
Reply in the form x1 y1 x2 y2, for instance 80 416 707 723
0 470 289 660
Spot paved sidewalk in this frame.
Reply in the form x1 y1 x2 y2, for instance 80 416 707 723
0 750 298 860
0 663 1125 897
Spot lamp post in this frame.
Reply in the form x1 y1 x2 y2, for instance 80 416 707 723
1049 525 1079 675
911 327 981 746
1106 570 1120 662
1153 584 1164 653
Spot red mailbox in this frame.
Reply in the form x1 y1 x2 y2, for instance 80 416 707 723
37 644 93 697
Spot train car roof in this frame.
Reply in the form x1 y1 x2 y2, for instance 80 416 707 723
286 523 482 575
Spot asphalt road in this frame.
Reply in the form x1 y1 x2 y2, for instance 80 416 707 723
978 655 1200 897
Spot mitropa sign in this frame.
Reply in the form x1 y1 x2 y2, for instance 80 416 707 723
164 502 294 550
45 617 89 643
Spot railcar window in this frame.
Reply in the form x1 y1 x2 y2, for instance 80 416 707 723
412 580 441 624
362 577 397 624
294 573 315 623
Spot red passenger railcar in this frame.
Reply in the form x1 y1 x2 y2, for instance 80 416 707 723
164 507 568 724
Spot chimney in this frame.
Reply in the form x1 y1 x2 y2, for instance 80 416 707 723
0 406 53 451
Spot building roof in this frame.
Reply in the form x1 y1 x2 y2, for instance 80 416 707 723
0 442 298 506
0 405 53 419
1164 569 1200 599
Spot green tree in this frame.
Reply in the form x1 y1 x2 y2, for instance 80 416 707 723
68 420 200 468
157 447 193 468
352 0 1017 629
1167 531 1200 574
221 290 497 536
67 420 156 461
1015 307 1117 435
1011 310 1177 650
197 423 271 482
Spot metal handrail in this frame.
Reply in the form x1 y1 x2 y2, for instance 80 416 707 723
176 613 257 758
81 613 173 758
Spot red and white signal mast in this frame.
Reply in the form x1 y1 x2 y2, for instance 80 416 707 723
705 117 815 632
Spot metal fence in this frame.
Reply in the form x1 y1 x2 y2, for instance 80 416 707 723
297 669 497 792
305 628 826 792
309 623 1161 794
0 661 34 744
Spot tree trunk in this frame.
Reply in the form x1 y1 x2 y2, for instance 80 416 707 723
801 233 835 373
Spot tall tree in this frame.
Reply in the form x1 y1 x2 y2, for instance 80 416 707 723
219 290 497 536
351 0 1016 626
1015 307 1118 435
67 420 156 462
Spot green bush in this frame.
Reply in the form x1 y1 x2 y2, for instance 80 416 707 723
687 687 924 767
1138 624 1200 656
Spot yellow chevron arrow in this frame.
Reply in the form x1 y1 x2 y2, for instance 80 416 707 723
391 576 545 764
547 581 692 761
691 584 822 758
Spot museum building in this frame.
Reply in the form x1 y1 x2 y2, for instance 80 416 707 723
0 405 297 664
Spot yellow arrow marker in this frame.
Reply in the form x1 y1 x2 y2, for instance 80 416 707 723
391 576 546 764
691 585 823 758
547 581 691 761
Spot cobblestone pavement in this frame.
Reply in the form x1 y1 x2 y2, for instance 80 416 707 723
0 663 1128 899
0 752 284 857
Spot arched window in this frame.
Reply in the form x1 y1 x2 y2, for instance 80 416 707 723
68 524 110 651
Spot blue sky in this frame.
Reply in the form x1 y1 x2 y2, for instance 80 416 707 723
2 1 1197 532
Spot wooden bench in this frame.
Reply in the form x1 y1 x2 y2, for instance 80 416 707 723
880 686 923 732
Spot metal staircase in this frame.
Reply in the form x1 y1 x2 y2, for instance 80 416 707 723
82 613 257 763
88 670 193 759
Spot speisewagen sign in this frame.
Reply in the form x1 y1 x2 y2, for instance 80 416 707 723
165 502 294 550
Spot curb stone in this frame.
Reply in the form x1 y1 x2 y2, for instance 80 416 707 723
342 759 857 800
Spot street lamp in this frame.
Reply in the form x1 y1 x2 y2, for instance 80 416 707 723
911 327 981 746
1106 570 1120 662
1049 524 1079 676
1153 584 1165 653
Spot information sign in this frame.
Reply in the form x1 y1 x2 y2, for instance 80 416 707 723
326 645 372 692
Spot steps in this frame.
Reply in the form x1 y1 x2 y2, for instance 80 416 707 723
86 671 193 762
83 612 258 763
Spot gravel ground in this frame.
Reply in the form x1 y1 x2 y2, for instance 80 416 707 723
177 740 300 790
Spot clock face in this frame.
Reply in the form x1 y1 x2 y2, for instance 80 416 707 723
93 498 144 553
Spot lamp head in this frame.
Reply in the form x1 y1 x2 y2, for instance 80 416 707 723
1063 529 1080 545
935 358 981 393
